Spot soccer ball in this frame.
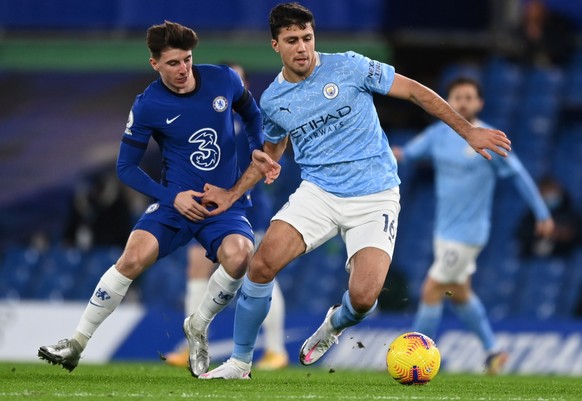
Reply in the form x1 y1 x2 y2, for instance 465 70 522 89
386 332 441 385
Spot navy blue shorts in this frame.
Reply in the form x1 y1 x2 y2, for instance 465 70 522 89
133 202 254 262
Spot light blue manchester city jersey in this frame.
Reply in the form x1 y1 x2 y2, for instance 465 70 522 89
260 51 400 197
402 120 550 246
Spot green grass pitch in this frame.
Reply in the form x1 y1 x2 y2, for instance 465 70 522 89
2 361 582 401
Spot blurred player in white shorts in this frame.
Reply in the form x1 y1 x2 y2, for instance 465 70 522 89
427 239 481 284
394 77 554 375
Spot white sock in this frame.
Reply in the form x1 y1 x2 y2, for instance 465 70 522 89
185 279 209 317
263 279 287 355
190 265 242 332
74 265 132 350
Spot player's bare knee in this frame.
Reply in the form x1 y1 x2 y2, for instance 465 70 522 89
248 256 277 283
116 252 146 278
224 248 252 266
219 236 253 260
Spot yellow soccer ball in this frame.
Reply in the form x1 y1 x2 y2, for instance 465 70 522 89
386 332 441 385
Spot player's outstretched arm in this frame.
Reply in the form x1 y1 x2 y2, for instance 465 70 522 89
508 156 555 239
203 141 285 217
387 74 511 160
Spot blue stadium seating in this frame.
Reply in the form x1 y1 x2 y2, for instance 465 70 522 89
510 68 562 171
552 124 582 214
2 52 582 322
0 246 41 299
557 250 582 317
513 257 567 319
563 70 582 107
481 93 519 132
30 247 85 299
522 66 564 97
482 58 524 99
138 250 187 310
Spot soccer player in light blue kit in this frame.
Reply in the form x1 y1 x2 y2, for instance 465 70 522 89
37 21 280 376
200 3 512 379
392 77 555 375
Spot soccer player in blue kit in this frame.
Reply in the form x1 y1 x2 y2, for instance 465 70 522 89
38 21 280 376
392 77 555 374
165 62 289 371
200 3 512 379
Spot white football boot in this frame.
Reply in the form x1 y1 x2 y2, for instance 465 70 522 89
38 339 83 372
183 314 210 377
199 358 252 380
299 304 343 365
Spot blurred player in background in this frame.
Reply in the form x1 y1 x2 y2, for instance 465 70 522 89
199 2 512 379
165 62 289 370
392 77 554 375
38 21 280 377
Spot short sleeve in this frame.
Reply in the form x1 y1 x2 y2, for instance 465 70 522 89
346 51 395 96
261 107 288 144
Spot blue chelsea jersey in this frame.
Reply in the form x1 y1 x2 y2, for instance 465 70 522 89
122 65 256 207
260 51 400 197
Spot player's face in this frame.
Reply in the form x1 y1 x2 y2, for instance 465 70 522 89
272 23 316 82
150 48 194 94
447 84 483 122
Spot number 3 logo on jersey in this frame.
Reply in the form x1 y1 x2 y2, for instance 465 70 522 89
189 128 221 170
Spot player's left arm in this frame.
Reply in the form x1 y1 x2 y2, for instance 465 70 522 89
233 87 263 154
387 73 511 160
503 155 555 238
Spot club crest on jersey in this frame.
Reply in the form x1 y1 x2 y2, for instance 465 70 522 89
212 96 228 112
323 83 339 99
145 203 159 214
124 110 134 135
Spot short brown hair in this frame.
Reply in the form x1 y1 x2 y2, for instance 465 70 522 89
146 21 199 60
446 77 483 99
269 2 315 39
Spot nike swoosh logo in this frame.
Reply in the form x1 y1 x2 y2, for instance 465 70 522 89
89 300 104 308
166 114 181 124
303 340 320 363
212 298 228 306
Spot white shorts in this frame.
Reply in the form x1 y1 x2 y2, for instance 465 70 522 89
272 180 400 266
427 238 483 284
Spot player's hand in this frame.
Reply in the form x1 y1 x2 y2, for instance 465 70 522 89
536 218 555 238
252 149 281 184
202 184 235 217
463 127 512 160
391 146 404 162
173 190 209 221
